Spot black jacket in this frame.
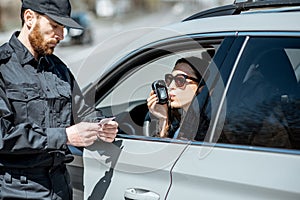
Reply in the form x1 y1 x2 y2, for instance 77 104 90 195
0 32 97 168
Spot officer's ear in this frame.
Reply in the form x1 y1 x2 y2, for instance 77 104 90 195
23 9 37 29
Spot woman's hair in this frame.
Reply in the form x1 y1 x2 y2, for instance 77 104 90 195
174 55 210 87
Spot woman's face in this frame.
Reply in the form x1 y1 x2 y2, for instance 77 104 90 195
168 63 199 111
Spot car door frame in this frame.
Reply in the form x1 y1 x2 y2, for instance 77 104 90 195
167 32 300 200
81 32 238 200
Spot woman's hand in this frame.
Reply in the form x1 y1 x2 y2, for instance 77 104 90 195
147 90 170 137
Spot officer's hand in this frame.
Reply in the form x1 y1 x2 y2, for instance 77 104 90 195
97 120 118 143
66 122 101 147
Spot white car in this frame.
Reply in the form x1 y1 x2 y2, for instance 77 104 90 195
68 0 300 199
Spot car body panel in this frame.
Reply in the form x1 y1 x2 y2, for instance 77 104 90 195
83 137 189 200
168 144 300 200
67 2 300 200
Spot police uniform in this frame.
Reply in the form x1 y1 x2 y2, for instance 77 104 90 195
0 32 94 199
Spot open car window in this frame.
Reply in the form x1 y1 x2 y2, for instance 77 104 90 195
95 37 223 138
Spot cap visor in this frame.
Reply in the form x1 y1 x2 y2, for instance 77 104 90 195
46 13 84 29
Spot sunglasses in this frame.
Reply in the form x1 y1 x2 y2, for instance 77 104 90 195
165 73 199 88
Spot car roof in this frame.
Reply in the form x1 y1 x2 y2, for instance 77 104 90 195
83 1 300 89
109 11 300 66
143 0 300 45
183 0 300 21
173 11 300 34
148 1 300 42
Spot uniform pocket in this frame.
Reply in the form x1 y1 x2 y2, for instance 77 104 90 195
7 86 40 102
56 79 71 99
6 83 46 125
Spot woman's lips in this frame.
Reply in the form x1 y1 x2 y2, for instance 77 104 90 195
169 93 175 100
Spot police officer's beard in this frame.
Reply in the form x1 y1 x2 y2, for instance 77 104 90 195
28 22 55 56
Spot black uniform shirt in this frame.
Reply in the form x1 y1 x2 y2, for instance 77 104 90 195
0 32 90 168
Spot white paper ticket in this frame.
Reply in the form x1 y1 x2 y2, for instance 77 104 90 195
98 117 116 126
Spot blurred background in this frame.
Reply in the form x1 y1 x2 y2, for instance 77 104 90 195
0 0 233 87
0 0 233 33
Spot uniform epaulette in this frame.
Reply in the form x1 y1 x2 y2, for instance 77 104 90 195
0 43 12 63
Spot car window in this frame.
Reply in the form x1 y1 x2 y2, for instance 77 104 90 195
218 37 300 150
95 38 222 137
97 58 172 108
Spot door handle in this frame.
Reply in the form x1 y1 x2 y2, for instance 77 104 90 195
124 188 160 200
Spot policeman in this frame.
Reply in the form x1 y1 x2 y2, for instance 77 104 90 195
0 0 118 199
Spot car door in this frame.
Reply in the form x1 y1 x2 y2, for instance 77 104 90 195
167 34 300 200
82 35 234 199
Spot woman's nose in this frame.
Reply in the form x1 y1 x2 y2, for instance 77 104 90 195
169 79 176 88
